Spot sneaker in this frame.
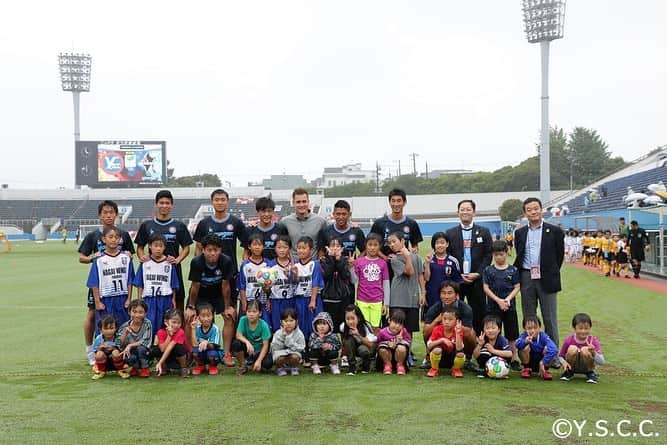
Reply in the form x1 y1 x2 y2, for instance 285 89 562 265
91 371 106 380
419 358 431 370
117 368 131 379
347 364 356 375
276 366 287 377
312 364 322 375
383 363 393 375
302 360 312 368
585 371 598 384
208 365 219 375
237 365 248 376
86 349 95 366
340 356 349 368
223 352 235 367
139 368 151 378
560 369 574 381
550 359 561 369
361 362 371 374
510 360 522 372
129 367 139 377
477 369 487 379
464 359 478 373
407 354 415 367
426 368 439 378
521 367 532 379
330 364 341 375
542 370 553 380
192 365 206 376
451 368 464 378
180 367 190 378
290 367 300 376
396 364 406 375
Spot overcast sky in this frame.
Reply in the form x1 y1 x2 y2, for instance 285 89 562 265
1 1 665 188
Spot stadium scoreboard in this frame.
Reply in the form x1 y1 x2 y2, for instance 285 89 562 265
75 140 166 188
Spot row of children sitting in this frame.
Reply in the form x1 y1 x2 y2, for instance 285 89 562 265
93 294 604 384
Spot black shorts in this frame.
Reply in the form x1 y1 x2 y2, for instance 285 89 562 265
389 307 420 333
486 308 519 341
438 349 460 369
606 252 616 262
528 351 543 372
617 252 628 263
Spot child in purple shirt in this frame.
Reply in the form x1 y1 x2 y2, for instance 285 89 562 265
559 313 605 383
352 233 390 331
376 309 412 375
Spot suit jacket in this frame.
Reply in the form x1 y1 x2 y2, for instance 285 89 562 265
513 221 565 293
445 223 493 279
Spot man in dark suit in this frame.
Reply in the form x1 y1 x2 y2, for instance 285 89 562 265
514 197 564 366
445 199 493 336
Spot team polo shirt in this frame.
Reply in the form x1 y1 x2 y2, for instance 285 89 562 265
78 228 135 256
245 223 288 260
134 218 193 258
317 225 365 257
482 264 520 312
370 215 423 256
188 253 234 303
193 214 248 272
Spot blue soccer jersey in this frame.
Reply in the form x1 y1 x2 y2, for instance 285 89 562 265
195 323 222 347
133 258 180 298
293 259 325 298
238 258 275 304
87 251 135 298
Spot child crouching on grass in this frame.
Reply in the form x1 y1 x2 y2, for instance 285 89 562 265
308 311 341 375
154 309 190 378
426 307 465 378
340 305 377 375
232 300 272 375
473 315 513 378
118 300 152 378
515 315 558 380
271 308 306 376
559 313 605 384
92 315 130 380
376 309 412 375
189 303 223 376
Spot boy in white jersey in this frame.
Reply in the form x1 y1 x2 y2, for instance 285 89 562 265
294 236 324 340
133 233 180 337
86 226 135 334
238 234 274 328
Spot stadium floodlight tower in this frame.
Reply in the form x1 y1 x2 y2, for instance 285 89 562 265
522 0 565 204
58 52 92 142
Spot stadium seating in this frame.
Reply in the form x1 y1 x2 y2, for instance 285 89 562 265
560 166 667 213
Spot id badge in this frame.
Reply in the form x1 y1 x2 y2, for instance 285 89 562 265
530 265 541 280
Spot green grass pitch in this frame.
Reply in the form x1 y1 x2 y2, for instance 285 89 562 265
1 241 665 444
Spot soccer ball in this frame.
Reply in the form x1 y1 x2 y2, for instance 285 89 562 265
256 267 278 287
485 357 510 379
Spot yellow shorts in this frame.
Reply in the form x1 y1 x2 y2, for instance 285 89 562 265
356 301 383 328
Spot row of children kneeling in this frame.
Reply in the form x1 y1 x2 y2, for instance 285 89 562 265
92 293 605 383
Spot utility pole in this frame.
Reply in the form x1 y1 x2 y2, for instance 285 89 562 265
409 152 419 176
425 161 429 179
375 161 381 194
398 160 401 176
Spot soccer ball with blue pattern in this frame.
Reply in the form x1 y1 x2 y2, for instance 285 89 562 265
485 357 510 379
256 267 278 287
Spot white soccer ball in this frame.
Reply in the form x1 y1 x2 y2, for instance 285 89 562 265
485 356 510 379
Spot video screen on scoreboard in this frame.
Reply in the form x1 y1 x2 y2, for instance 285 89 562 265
76 141 166 188
97 143 164 184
